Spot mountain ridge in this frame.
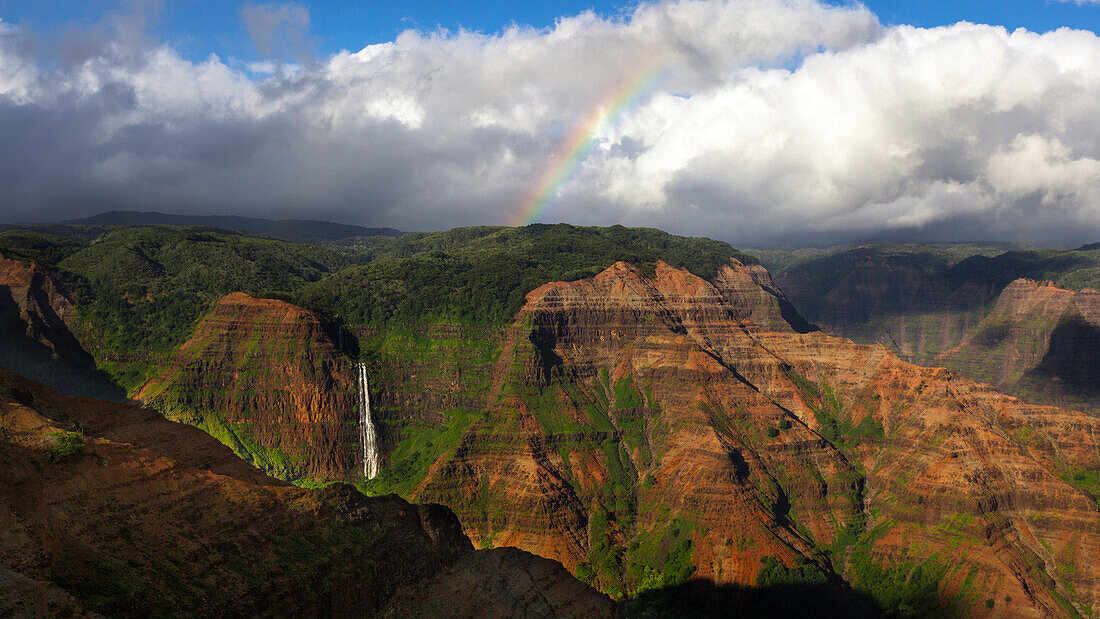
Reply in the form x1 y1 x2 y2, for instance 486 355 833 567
47 210 402 243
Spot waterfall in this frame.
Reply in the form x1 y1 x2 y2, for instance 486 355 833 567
357 362 380 479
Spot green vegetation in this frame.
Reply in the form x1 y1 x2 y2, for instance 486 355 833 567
0 229 85 266
46 430 86 461
753 242 1022 320
847 523 964 618
299 224 754 325
183 410 306 479
785 370 884 450
1059 467 1100 508
753 242 1100 304
360 409 481 497
627 518 698 596
751 242 1024 280
612 376 653 466
60 226 350 358
755 556 828 588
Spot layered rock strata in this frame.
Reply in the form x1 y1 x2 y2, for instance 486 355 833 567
0 368 614 617
942 279 1100 414
137 292 357 480
413 261 1099 616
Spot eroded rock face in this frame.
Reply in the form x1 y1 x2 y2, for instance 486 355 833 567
941 279 1100 415
776 258 997 365
413 261 1099 616
711 259 818 334
137 292 358 481
1024 287 1100 411
774 253 1100 417
0 369 614 617
0 256 120 399
940 279 1075 385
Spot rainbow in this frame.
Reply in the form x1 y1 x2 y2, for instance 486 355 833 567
512 60 670 227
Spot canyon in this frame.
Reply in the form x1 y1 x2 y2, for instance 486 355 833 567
941 279 1100 415
408 260 1099 616
0 367 614 616
135 291 358 481
1 226 1098 616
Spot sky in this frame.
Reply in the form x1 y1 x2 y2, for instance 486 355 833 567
0 1 1098 246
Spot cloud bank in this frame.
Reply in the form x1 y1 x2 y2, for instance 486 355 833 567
0 1 1098 245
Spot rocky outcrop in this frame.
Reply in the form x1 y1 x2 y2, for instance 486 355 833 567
412 261 1099 616
940 279 1100 415
940 279 1075 385
711 259 818 334
137 292 358 481
352 259 812 489
0 368 614 617
1023 287 1100 412
0 255 122 400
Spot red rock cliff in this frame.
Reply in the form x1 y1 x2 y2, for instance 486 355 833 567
413 261 1099 616
940 278 1100 414
137 292 358 481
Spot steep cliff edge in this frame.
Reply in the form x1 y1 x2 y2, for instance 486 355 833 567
136 292 358 481
711 259 818 334
0 255 122 400
940 279 1100 415
411 261 1099 616
1023 287 1100 413
0 368 614 617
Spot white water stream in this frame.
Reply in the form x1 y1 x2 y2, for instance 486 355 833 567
357 362 380 479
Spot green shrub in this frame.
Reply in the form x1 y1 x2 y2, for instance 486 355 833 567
756 556 829 588
48 431 86 462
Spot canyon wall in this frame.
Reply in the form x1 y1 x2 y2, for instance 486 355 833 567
0 368 613 616
774 252 1100 417
942 279 1100 415
0 255 122 400
137 292 359 481
409 261 1099 616
6 241 1096 616
775 256 997 365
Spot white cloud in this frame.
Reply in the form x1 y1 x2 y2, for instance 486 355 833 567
0 1 1098 245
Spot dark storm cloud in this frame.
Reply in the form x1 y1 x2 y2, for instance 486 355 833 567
0 1 1097 245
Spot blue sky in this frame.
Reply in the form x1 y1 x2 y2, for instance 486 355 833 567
1 1 1098 63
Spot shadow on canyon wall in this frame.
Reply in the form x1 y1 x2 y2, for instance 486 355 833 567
624 578 892 618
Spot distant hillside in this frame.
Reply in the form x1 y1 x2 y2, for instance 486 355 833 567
758 242 1100 415
55 211 402 243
